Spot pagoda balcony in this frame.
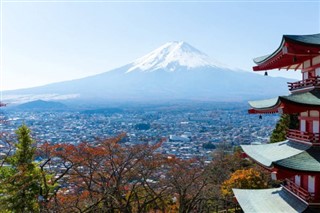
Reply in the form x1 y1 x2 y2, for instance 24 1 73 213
286 129 320 144
283 178 315 203
287 77 320 92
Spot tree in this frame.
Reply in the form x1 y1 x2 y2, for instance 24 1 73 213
0 132 15 169
39 135 168 212
202 142 216 150
203 148 252 211
209 148 251 185
0 125 42 212
165 158 211 213
270 114 299 143
221 168 268 197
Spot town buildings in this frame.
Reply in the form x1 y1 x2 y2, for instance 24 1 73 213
0 103 277 160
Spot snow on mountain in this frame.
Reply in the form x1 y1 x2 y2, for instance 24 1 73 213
127 41 229 72
4 41 292 104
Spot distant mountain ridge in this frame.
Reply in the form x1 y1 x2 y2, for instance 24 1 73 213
13 100 67 110
3 41 293 104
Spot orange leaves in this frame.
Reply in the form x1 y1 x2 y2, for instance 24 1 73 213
38 134 167 212
221 168 268 197
164 157 209 212
38 135 260 212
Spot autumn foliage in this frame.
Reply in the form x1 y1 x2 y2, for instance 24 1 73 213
221 168 268 197
0 125 270 212
37 135 169 212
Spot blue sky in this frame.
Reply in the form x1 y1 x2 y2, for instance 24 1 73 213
1 1 320 90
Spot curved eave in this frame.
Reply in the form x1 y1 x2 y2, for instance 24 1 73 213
248 97 281 114
274 147 320 172
253 38 285 65
233 187 308 213
285 34 320 46
253 33 320 71
249 90 320 114
279 97 320 110
279 89 320 106
241 141 311 168
253 54 305 71
248 108 279 114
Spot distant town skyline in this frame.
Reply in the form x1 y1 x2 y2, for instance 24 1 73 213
1 1 319 90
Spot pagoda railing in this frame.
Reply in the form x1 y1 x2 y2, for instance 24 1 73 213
287 76 320 91
283 178 314 202
286 129 320 144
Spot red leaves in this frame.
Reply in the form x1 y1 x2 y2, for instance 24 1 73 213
38 135 167 211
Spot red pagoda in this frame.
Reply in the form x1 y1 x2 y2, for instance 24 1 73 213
233 34 320 213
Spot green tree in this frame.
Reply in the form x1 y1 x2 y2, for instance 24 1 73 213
0 125 42 212
270 114 299 143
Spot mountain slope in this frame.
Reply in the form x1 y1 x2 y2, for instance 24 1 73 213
127 41 227 72
13 100 67 111
4 41 292 103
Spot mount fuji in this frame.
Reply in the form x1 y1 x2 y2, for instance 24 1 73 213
126 41 228 72
4 41 291 104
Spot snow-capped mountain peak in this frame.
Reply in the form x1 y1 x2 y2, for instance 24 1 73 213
127 41 227 72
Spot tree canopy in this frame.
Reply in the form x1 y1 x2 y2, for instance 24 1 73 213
221 168 268 197
0 125 42 212
270 114 299 143
0 125 264 212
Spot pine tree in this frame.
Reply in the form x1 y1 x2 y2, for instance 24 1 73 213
0 125 42 212
270 114 299 143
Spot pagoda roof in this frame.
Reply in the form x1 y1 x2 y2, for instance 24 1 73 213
248 98 281 114
274 147 320 172
284 34 320 46
241 140 311 167
233 187 308 213
281 89 320 105
249 89 320 114
253 33 320 71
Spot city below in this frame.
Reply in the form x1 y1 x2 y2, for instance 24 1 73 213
0 102 278 160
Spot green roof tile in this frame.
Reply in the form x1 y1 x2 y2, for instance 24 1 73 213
233 187 308 213
280 90 320 106
254 33 320 65
285 34 320 46
249 89 320 111
275 147 320 172
241 141 311 167
249 98 280 110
